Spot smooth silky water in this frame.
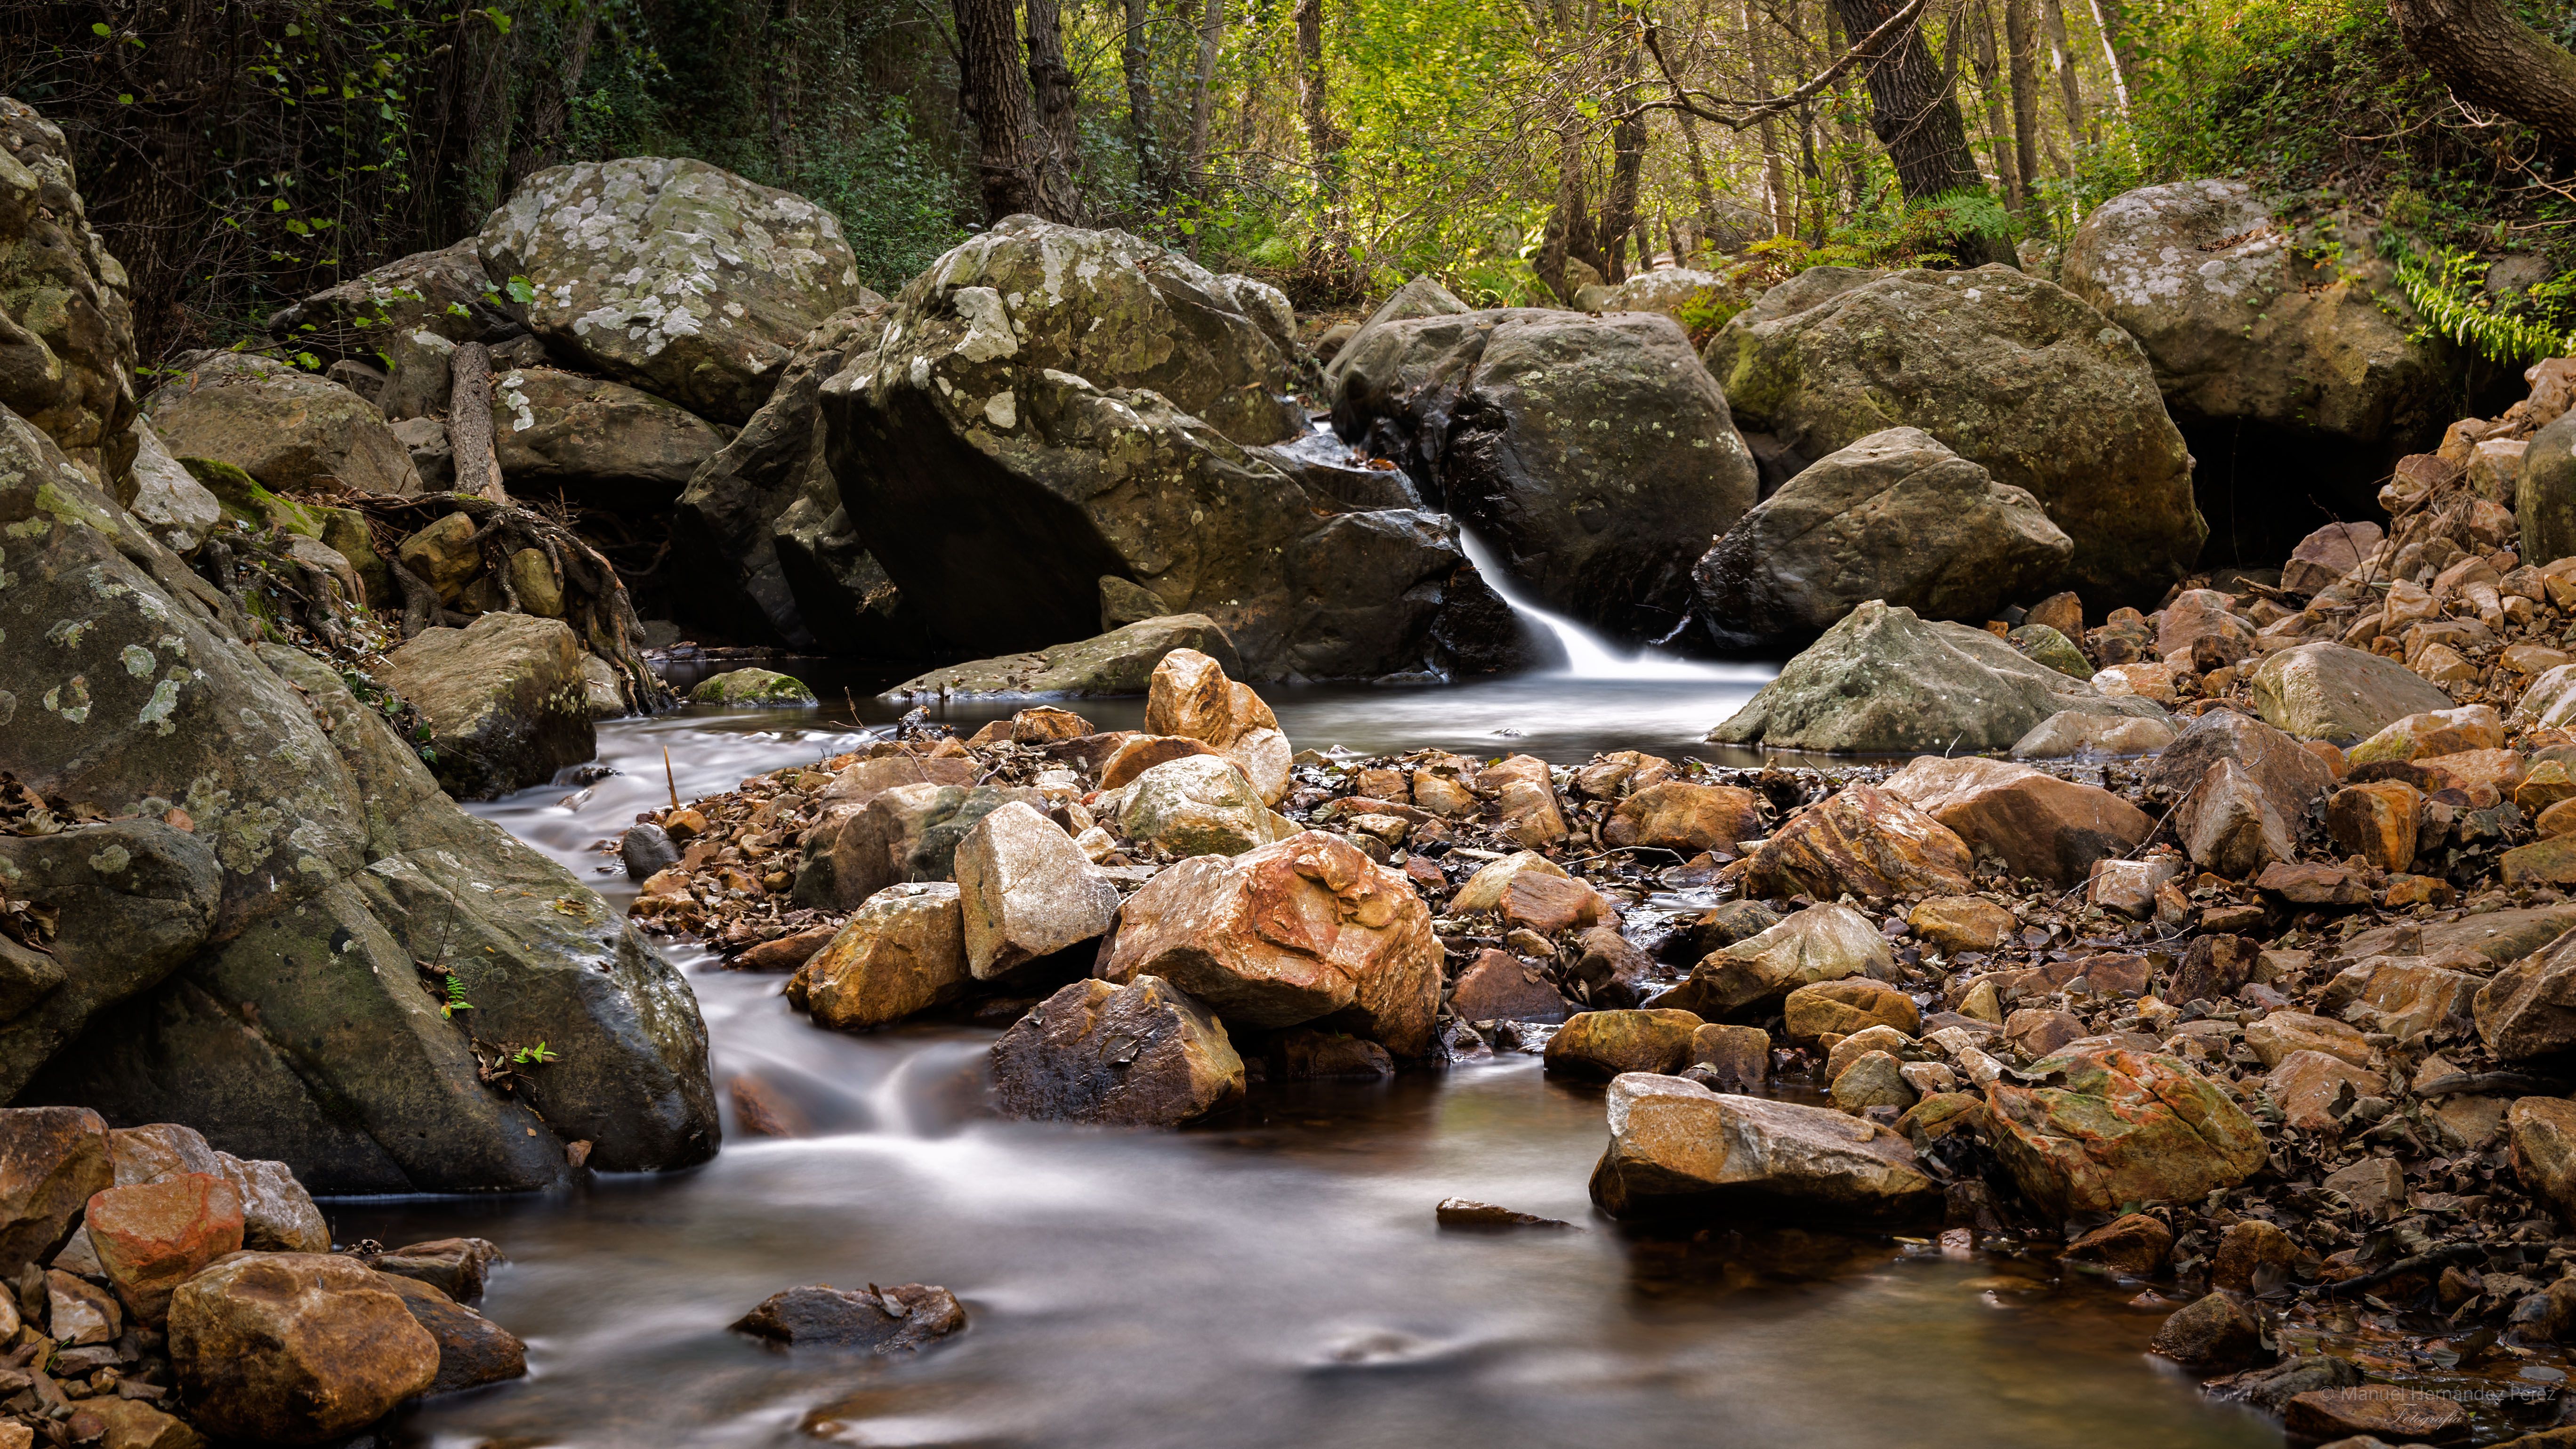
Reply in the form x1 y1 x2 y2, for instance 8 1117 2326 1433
332 635 2280 1448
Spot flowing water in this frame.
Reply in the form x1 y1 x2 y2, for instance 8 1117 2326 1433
330 654 2284 1449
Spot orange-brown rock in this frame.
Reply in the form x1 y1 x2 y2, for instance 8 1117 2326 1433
1144 649 1290 804
1880 756 2151 886
86 1173 245 1324
1602 781 1763 855
1734 784 1972 900
1481 754 1570 847
1983 1046 2267 1218
1450 851 1610 933
1448 950 1571 1023
1542 1009 1704 1079
1907 895 2016 954
2325 780 2420 871
2064 1212 2174 1276
168 1252 441 1444
1782 978 1920 1042
1098 734 1220 789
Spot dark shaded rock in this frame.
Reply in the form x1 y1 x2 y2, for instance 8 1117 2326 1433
1434 1198 1572 1229
363 1237 501 1304
989 976 1245 1127
732 1281 965 1352
621 823 680 880
2146 1291 2266 1368
2204 1353 2359 1412
0 1106 112 1279
378 612 595 800
371 1271 528 1395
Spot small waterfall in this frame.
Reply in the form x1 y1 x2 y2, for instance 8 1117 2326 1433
1451 526 1737 682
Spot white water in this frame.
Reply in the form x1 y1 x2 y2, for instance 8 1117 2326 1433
1450 527 1739 683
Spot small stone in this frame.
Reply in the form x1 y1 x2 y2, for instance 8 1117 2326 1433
1735 784 1972 900
1907 895 2016 954
2320 1157 2406 1221
2282 1386 2469 1442
1687 1023 1769 1087
2064 1213 2173 1276
47 1267 121 1345
2268 1050 2385 1133
2147 1291 2266 1368
1434 1199 1572 1230
1602 782 1763 855
0 1106 113 1279
733 1282 966 1352
2211 1219 2296 1293
1449 950 1571 1024
2002 1007 2085 1059
2325 781 2421 872
1829 1051 1917 1113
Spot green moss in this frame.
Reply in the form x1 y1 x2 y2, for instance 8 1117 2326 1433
688 668 817 707
179 456 325 541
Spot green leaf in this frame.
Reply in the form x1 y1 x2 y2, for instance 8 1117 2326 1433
90 22 109 35
506 275 536 305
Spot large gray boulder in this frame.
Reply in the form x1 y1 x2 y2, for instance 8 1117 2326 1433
0 406 717 1191
0 98 137 489
377 612 596 800
1693 426 2072 648
1320 276 1471 394
1709 600 2166 753
479 157 874 423
490 365 723 507
1707 265 2204 607
143 352 423 497
2250 641 2457 743
824 218 1519 679
1332 309 1761 642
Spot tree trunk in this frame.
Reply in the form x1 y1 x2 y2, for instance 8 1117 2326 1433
1595 19 1648 285
1970 0 2022 206
1025 0 1081 174
2082 0 2133 119
504 2 599 200
1675 105 1722 225
447 343 508 504
1828 0 2003 261
953 0 1079 223
2003 0 2044 213
2040 0 2090 145
1120 0 1162 194
2388 0 2576 156
1189 0 1227 178
1741 0 1791 238
1293 0 1346 197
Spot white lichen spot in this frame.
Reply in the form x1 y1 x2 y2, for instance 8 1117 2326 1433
45 618 90 649
121 644 153 676
984 391 1017 429
88 844 130 875
137 676 181 735
951 287 1019 363
42 675 90 724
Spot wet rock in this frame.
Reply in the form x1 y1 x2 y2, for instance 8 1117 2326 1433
168 1251 441 1444
2064 1212 2174 1275
1694 427 2072 649
1602 782 1764 856
480 158 871 423
490 366 724 505
1544 1010 1706 1079
0 98 137 483
2147 1291 2267 1368
2283 1386 2469 1442
364 1237 501 1304
379 612 595 800
799 883 970 1030
1734 783 1972 900
884 620 1252 701
1829 1050 1917 1112
1589 1072 1938 1221
0 1107 112 1278
1707 263 2202 604
371 1270 529 1394
1907 896 2017 955
85 1172 244 1323
1116 755 1295 857
141 351 420 496
989 976 1246 1127
1784 979 1920 1041
1101 830 1438 1053
1880 756 2151 887
732 1281 966 1352
1145 649 1291 805
2008 711 2178 761
955 802 1119 979
1271 1029 1396 1079
2211 1218 2296 1293
1449 950 1571 1023
2205 1354 2365 1413
1434 1199 1572 1229
689 668 817 707
1673 903 1894 1016
1983 1046 2268 1218
813 782 1049 909
2177 759 2296 877
1711 601 2165 753
1688 1023 1771 1087
2252 642 2458 743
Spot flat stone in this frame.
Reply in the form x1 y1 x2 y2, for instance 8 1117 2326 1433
884 616 1245 699
1784 978 1920 1042
1880 755 2151 886
732 1282 966 1352
1589 1072 1938 1222
1672 902 1894 1016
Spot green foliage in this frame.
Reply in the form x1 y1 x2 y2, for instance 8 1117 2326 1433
440 974 474 1019
2386 238 2576 366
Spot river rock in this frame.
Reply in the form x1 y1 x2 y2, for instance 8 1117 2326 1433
1880 756 2151 886
885 615 1243 699
1334 308 1760 642
0 97 137 485
798 883 971 1030
378 612 595 799
109 1123 330 1254
811 782 1047 909
1101 830 1439 1053
2177 758 2297 877
1695 427 2072 647
732 1281 966 1352
1710 601 2165 753
1707 264 2203 604
1983 1045 2268 1218
167 1251 440 1444
142 351 421 496
2511 1097 2576 1220
1669 902 1893 1016
0 1107 112 1278
2475 932 2576 1060
1783 979 1919 1041
689 667 817 707
1115 755 1293 857
371 1270 529 1394
2147 708 2338 818
480 157 871 422
1145 648 1291 805
489 366 724 506
2065 1213 2175 1276
2149 1291 2267 1368
2007 711 2178 760
1320 275 1470 393
1448 950 1571 1023
1734 783 1972 900
990 976 1246 1126
1602 782 1764 855
1589 1072 1938 1221
1544 1009 1706 1078
363 1236 501 1304
85 1172 245 1323
2251 641 2457 743
955 802 1119 978
1448 851 1611 932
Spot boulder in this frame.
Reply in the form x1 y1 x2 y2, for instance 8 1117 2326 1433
2511 1096 2576 1220
1783 979 1920 1041
1669 902 1893 1016
1543 1010 1706 1078
1602 782 1764 855
266 239 527 419
1734 783 1972 900
2177 759 2296 877
797 883 970 1030
1983 1046 2268 1218
810 782 1047 909
142 351 421 496
2 412 717 1192
124 420 221 553
1320 275 1472 394
1588 1072 1938 1221
1114 755 1293 857
490 366 724 506
167 1251 440 1444
1332 308 1760 641
1879 755 2151 886
0 1106 112 1279
1447 950 1571 1023
378 612 595 799
731 1281 966 1352
371 1271 529 1394
1572 266 1743 318
2251 642 2456 743
85 1173 244 1323
1710 601 2165 753
0 97 137 485
1143 649 1291 805
2144 708 2336 814
954 802 1119 978
479 157 873 422
989 976 1246 1126
883 615 1242 699
1101 830 1439 1053
108 1123 330 1254
2475 932 2576 1060
688 667 817 707
1707 264 2203 604
1695 427 2072 647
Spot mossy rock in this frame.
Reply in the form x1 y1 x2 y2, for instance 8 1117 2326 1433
690 668 816 707
2009 623 2093 680
180 456 324 541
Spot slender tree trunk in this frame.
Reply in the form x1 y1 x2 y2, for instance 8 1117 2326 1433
1120 0 1162 194
1595 19 1648 285
1293 0 1347 197
1025 0 1081 173
2040 0 2090 144
505 2 598 199
1189 0 1227 178
1675 106 1721 225
2004 0 2044 213
2081 0 2132 118
954 0 1079 222
1828 0 2006 261
448 343 508 504
1970 0 2021 206
1742 0 1791 237
2388 0 2576 156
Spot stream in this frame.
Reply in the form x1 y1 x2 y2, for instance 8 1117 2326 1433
329 657 2282 1448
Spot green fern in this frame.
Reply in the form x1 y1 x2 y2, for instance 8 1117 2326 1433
2385 239 2576 366
440 975 473 1020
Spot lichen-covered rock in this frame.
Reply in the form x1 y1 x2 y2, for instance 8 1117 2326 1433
1572 266 1743 320
379 612 595 799
1711 602 2165 753
1102 830 1439 1053
1695 427 2072 648
480 157 871 423
1320 275 1471 394
142 352 421 497
883 615 1242 699
0 97 137 485
0 410 716 1191
123 419 221 552
688 667 816 708
1983 1045 2268 1218
1588 1072 1938 1222
266 239 527 420
1707 264 2204 605
167 1251 440 1444
989 975 1246 1126
491 366 723 505
1116 754 1294 857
